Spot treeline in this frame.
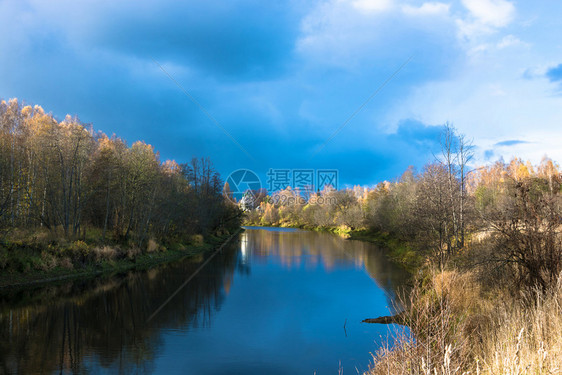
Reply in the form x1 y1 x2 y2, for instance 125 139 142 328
0 98 239 248
246 124 562 291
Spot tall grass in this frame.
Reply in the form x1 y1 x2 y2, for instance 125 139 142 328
367 270 562 375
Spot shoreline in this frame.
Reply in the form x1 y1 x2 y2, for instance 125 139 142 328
0 231 240 290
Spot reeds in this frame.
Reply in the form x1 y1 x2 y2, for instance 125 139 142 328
367 271 562 375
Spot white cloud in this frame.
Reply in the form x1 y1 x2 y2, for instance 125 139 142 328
455 0 515 42
386 54 562 166
402 2 450 17
497 34 525 49
488 83 506 96
296 0 458 69
461 0 515 28
523 63 560 80
456 18 490 39
463 34 527 57
351 0 393 12
296 0 402 67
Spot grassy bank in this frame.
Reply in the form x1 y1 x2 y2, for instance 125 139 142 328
367 269 562 374
0 229 237 288
353 232 562 374
333 231 562 374
347 229 421 272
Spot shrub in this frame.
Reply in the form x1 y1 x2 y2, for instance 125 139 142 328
92 246 117 261
147 239 159 253
190 234 204 246
67 240 91 259
126 247 141 260
40 251 58 271
59 257 74 270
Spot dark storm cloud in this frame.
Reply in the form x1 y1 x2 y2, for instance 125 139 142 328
390 119 444 147
228 119 445 187
0 0 461 187
85 0 302 80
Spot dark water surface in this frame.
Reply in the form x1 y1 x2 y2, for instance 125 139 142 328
0 227 409 374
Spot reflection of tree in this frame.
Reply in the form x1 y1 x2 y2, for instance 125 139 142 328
243 229 409 305
0 240 242 374
0 230 408 373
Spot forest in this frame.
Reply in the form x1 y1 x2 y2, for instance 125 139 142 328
0 98 240 277
246 124 562 374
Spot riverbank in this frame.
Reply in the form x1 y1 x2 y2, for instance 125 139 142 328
346 230 421 272
0 231 238 289
244 223 562 373
366 268 562 374
353 234 562 374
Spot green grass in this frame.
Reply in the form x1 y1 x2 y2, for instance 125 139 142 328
346 229 421 272
0 232 233 288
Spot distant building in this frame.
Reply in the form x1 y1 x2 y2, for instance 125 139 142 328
239 190 256 211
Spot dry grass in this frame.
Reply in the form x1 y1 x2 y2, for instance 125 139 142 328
481 277 562 374
59 257 73 270
125 246 141 259
190 234 204 245
4 227 56 244
367 270 562 375
92 246 118 261
147 238 159 253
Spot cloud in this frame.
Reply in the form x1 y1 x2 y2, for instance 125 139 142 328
494 140 530 147
2 0 562 187
296 0 460 74
461 0 515 28
546 64 562 83
307 119 444 185
8 0 302 81
402 2 450 17
523 65 550 80
389 27 562 166
351 0 394 13
497 34 525 49
489 84 507 96
389 119 444 147
456 0 515 40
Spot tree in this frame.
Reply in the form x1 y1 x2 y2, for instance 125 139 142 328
479 176 562 290
415 163 451 268
0 97 241 248
456 132 474 248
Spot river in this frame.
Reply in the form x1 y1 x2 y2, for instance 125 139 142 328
0 227 409 374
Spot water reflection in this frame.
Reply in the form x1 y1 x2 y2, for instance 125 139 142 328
0 228 408 374
242 226 408 304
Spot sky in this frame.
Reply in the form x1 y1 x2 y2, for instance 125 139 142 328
1 0 562 188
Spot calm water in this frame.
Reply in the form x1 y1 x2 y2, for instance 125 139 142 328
0 227 409 374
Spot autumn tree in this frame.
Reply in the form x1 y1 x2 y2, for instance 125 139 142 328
478 176 562 290
0 97 240 248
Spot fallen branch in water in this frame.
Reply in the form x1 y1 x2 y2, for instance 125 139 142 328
362 311 407 325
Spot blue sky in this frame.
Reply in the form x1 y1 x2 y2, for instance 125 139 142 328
1 0 561 186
